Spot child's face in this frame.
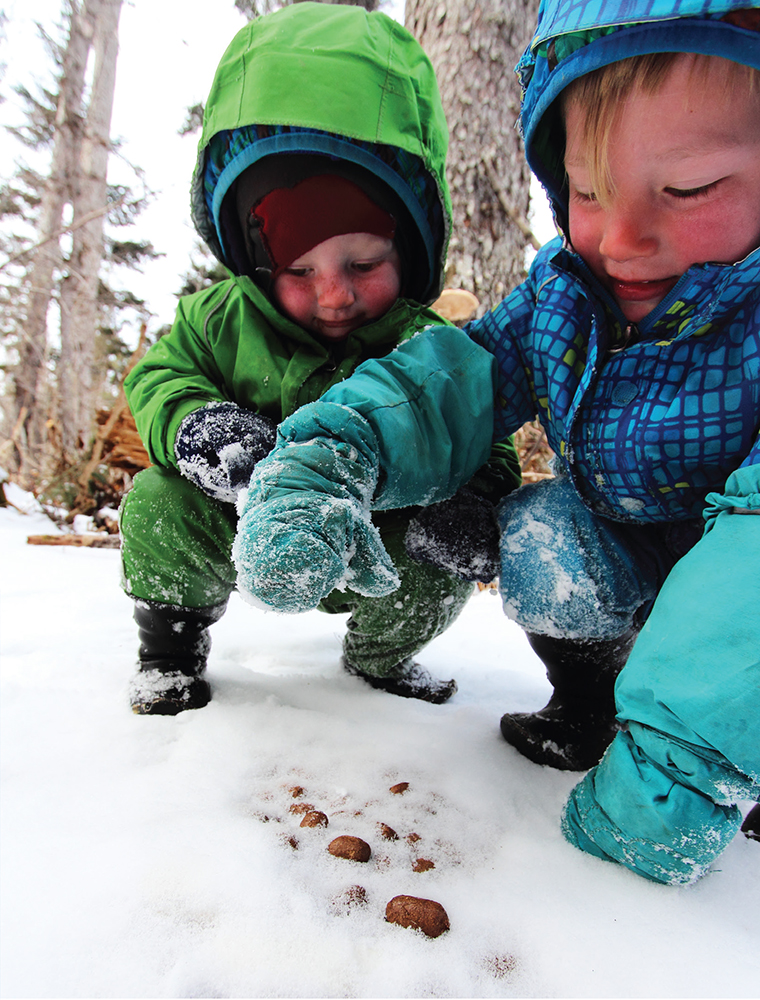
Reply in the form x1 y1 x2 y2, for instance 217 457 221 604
273 232 402 342
565 56 760 324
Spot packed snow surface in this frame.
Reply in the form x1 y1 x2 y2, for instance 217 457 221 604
1 493 758 998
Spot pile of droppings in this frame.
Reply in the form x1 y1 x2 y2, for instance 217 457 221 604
252 778 452 938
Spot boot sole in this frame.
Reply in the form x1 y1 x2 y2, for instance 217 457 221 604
499 711 616 771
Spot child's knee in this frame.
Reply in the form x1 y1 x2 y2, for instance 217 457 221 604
121 466 215 523
496 477 653 639
120 466 237 606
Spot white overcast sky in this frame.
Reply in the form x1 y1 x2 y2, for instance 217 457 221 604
1 0 552 342
1 0 251 334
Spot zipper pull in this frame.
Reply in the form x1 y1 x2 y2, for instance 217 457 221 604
609 323 638 354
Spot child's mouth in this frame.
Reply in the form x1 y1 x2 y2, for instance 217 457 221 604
609 276 678 304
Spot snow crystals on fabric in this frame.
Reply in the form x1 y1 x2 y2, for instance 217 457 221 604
129 668 197 700
175 402 278 503
403 489 500 583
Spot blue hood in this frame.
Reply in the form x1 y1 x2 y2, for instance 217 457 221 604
517 0 760 235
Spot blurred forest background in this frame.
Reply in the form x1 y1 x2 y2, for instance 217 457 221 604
0 0 552 532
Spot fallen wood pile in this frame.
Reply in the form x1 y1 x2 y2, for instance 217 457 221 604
514 421 554 482
27 533 121 548
95 405 150 478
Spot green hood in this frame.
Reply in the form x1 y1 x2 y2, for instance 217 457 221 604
190 2 451 303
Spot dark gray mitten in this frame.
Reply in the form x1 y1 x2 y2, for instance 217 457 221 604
404 487 500 583
174 401 278 503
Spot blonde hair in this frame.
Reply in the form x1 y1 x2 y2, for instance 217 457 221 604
562 53 759 205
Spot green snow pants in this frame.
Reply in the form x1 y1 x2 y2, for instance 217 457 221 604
119 465 473 678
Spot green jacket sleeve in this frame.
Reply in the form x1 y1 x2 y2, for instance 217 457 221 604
124 285 235 468
467 439 522 504
123 284 463 472
562 463 760 884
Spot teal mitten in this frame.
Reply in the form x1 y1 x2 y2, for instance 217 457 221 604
232 403 400 613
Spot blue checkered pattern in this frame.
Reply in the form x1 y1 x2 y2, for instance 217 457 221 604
469 239 760 524
531 0 752 44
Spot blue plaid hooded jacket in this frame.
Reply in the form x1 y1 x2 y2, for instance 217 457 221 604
479 0 760 885
470 0 760 525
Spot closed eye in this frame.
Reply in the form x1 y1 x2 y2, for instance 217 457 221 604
568 185 598 205
665 180 722 200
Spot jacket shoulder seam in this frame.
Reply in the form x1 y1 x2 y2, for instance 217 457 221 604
202 283 237 350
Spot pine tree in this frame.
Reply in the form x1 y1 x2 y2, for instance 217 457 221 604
406 0 539 313
57 0 124 462
0 0 157 492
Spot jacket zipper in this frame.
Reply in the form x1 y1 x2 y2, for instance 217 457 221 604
608 323 638 354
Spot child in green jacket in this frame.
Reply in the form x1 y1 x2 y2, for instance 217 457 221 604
120 2 520 716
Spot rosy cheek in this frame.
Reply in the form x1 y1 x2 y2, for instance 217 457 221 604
274 278 313 321
367 288 394 316
567 204 596 257
675 210 735 266
363 268 401 313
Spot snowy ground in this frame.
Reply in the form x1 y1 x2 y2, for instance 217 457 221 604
1 490 758 999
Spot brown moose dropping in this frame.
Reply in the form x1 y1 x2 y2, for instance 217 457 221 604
328 836 372 862
385 895 450 937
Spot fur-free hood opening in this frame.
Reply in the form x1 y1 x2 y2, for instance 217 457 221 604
517 1 760 236
190 3 451 304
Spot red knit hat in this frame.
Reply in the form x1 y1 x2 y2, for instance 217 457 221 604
251 174 396 277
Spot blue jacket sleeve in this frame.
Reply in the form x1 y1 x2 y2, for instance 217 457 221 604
312 324 498 509
562 463 760 884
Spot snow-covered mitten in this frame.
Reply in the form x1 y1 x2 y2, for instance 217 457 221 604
174 401 278 503
404 487 500 582
233 401 400 613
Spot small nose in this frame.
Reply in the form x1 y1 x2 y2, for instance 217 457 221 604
598 203 658 262
317 272 355 310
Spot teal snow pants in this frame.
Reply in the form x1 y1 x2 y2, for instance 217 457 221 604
562 466 760 884
119 465 473 678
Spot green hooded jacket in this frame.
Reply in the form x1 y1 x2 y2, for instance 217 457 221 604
191 2 452 290
124 2 520 496
125 279 455 470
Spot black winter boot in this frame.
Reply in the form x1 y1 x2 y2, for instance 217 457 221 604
129 600 226 716
499 629 639 771
343 659 457 704
741 803 760 842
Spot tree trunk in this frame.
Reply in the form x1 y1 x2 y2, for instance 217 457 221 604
406 0 539 313
58 0 123 461
11 1 92 482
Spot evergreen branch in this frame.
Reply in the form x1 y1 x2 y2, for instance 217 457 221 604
483 153 542 251
0 193 126 273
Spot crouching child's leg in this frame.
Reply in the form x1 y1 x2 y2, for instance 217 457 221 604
496 476 700 770
562 467 760 883
322 511 472 703
120 466 237 714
